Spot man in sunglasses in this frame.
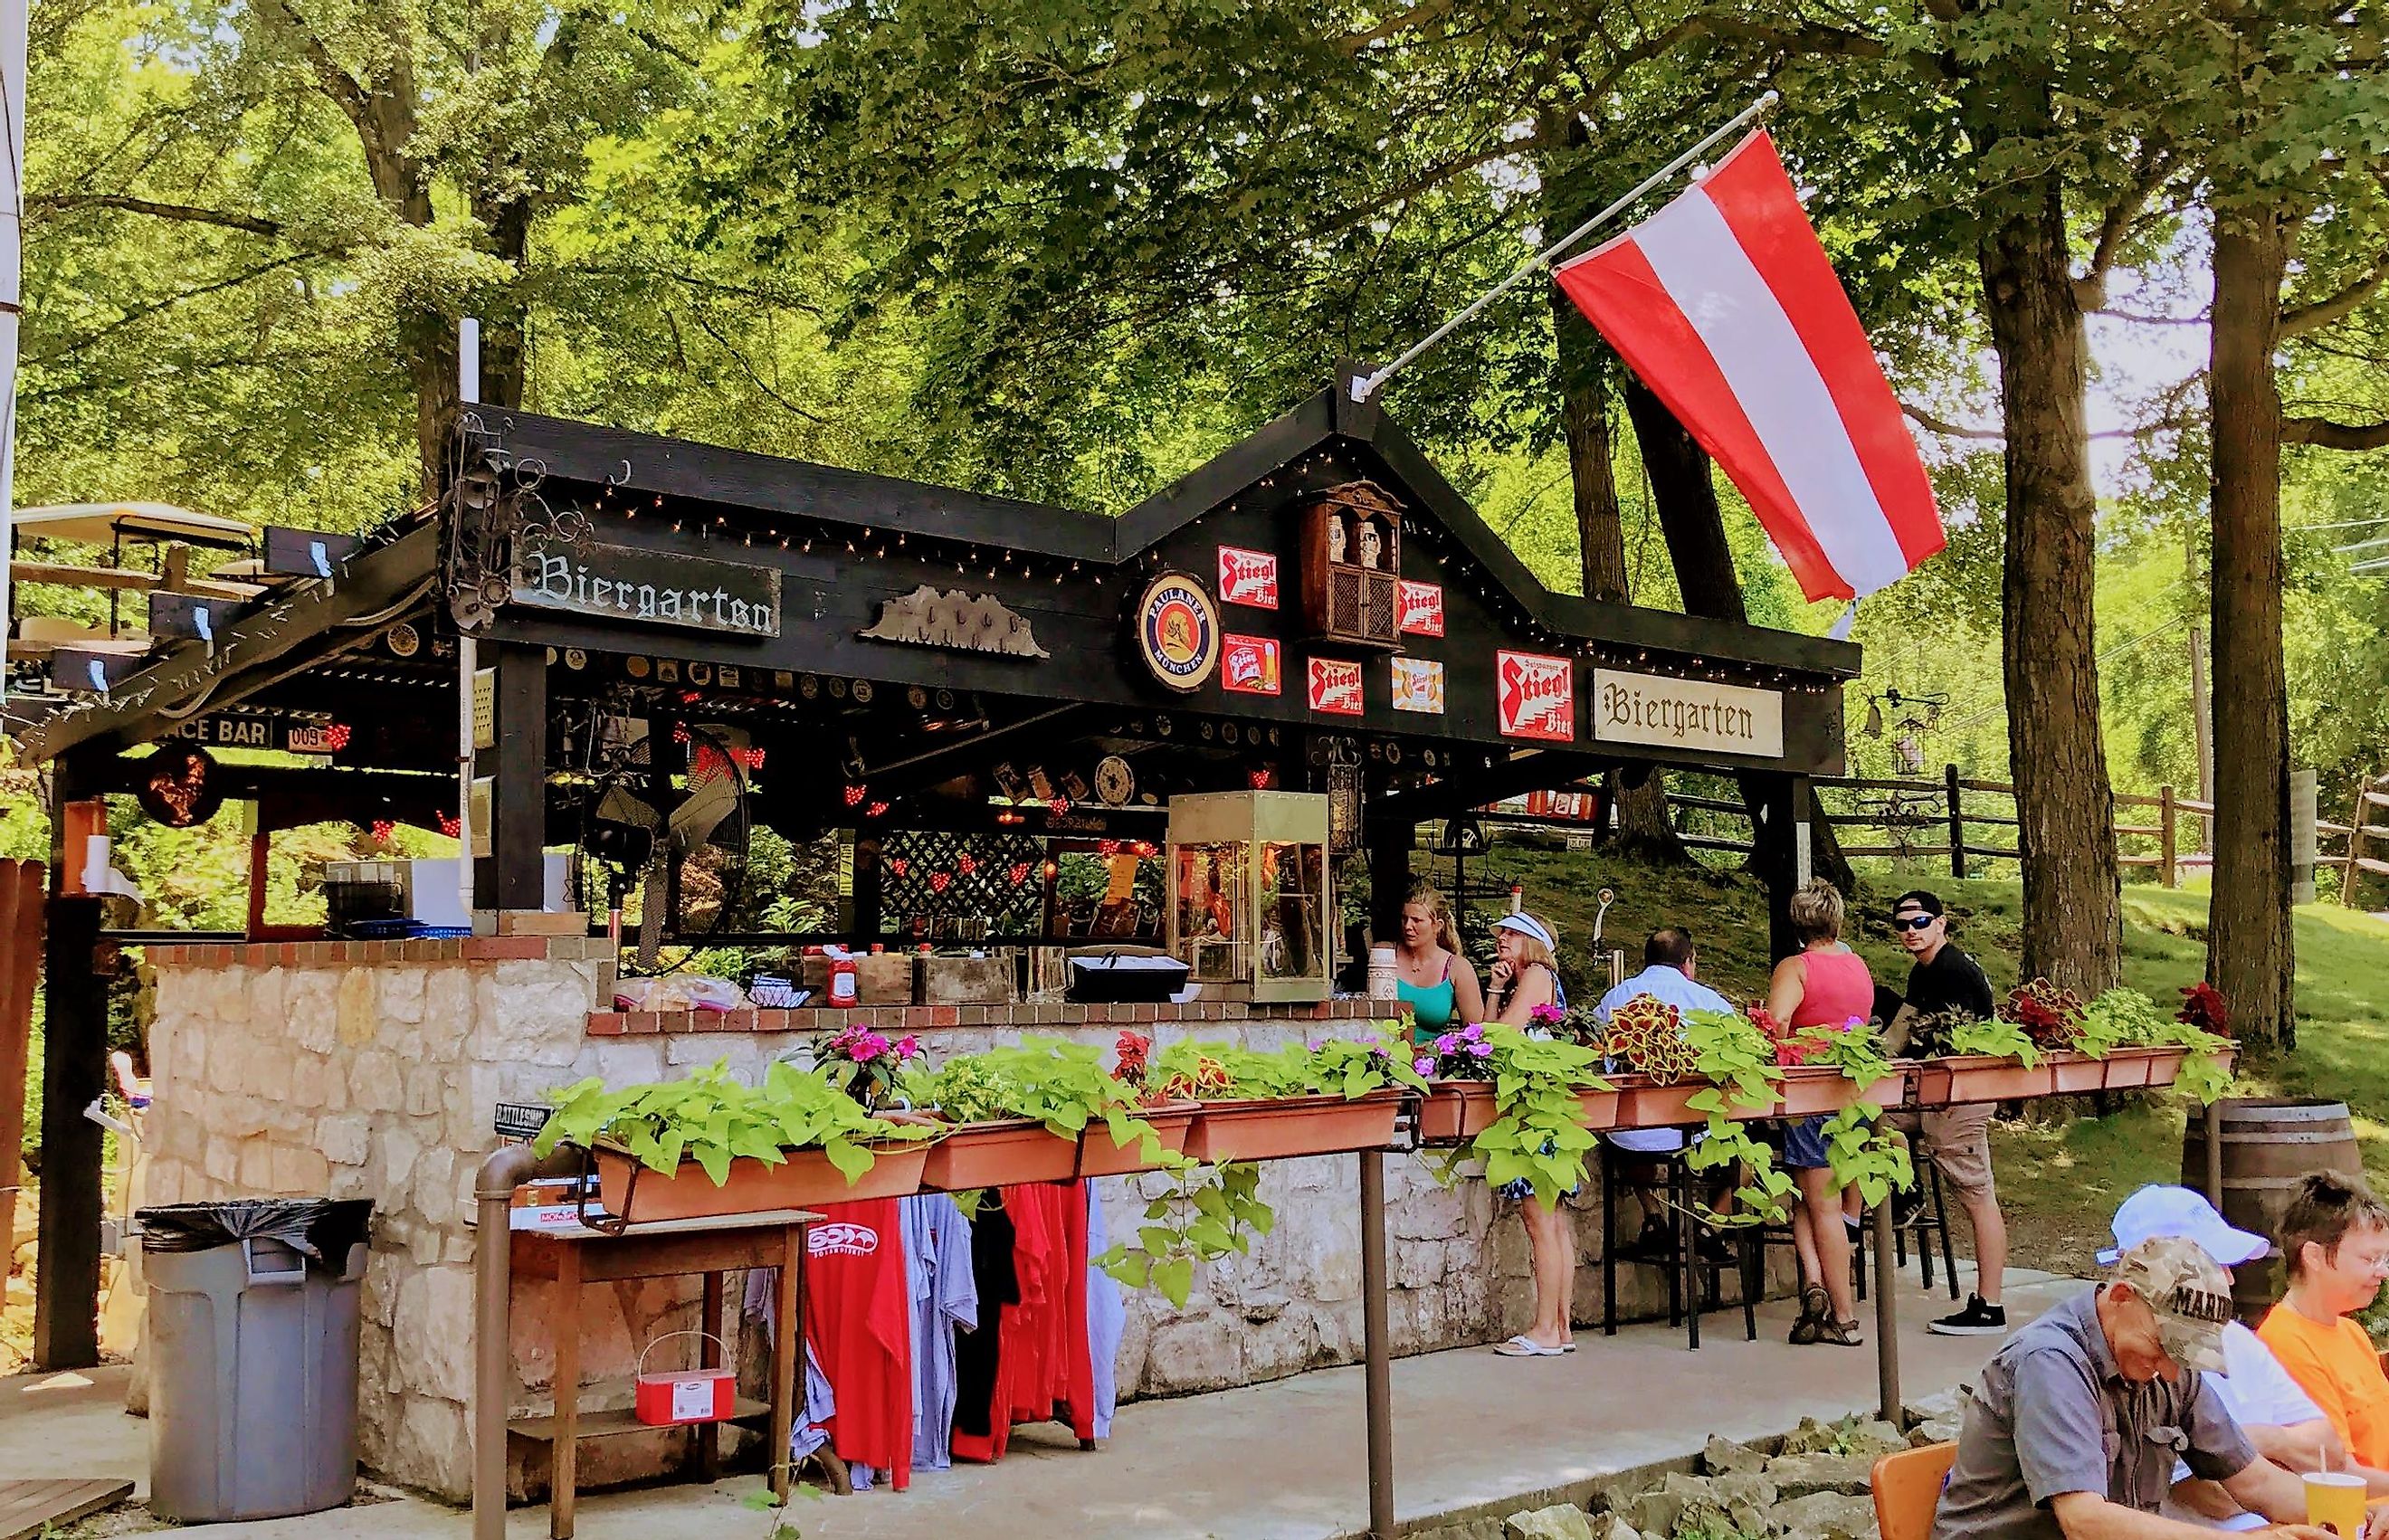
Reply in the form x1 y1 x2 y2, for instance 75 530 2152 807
1891 889 2010 1336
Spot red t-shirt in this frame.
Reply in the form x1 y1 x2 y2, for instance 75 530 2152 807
951 1181 1096 1461
801 1198 913 1489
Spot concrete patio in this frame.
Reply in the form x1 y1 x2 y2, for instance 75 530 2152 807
5 1263 2079 1540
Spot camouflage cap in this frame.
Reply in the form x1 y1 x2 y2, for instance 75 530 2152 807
2114 1234 2234 1372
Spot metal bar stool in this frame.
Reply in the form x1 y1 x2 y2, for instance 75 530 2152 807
1600 1139 1751 1348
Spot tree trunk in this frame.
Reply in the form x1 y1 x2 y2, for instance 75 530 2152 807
1548 252 1682 859
1977 190 2123 994
1621 378 1857 889
2206 206 2296 1048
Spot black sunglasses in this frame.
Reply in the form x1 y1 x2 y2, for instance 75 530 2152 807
1893 914 1939 932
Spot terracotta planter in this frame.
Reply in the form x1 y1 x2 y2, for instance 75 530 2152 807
1771 1064 1905 1117
2098 1045 2201 1089
1912 1054 2058 1107
1574 1088 1623 1131
918 1118 1078 1191
1415 1082 1497 1145
2051 1051 2108 1095
1076 1100 1200 1177
1183 1092 1404 1164
1612 1075 1710 1131
591 1128 936 1225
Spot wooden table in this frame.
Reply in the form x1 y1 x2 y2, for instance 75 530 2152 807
506 1208 819 1540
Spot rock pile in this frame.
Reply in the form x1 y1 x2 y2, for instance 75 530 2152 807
1498 1408 1971 1540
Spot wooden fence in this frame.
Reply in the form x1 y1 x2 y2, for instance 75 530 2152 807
1486 766 2217 888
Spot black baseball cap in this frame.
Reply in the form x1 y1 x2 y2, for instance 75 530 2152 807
1892 890 1944 917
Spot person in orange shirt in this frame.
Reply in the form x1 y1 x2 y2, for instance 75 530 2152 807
2256 1171 2389 1475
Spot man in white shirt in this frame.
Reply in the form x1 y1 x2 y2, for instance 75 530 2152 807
2107 1184 2367 1529
1597 928 1737 1259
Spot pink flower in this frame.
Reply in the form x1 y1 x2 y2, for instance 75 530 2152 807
1460 1023 1484 1041
1414 1057 1436 1077
851 1031 891 1062
1433 1033 1460 1056
1467 1041 1492 1059
894 1034 921 1060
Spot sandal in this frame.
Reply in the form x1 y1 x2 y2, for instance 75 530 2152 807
1493 1334 1567 1357
1789 1284 1829 1345
1818 1317 1866 1347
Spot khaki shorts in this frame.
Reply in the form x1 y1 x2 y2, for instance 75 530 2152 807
1917 1104 1996 1203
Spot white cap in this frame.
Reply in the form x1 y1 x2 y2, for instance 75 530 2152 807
2099 1184 2271 1267
1492 912 1555 949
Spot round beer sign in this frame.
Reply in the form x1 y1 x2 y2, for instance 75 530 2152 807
1135 572 1220 692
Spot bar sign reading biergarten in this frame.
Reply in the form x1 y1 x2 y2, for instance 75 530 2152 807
511 537 782 638
1591 667 1784 759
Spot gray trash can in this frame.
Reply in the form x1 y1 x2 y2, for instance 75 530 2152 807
138 1199 372 1522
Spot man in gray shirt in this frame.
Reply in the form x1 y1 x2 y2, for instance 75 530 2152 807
1934 1237 2335 1540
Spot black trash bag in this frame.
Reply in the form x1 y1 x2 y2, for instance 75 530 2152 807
137 1199 373 1266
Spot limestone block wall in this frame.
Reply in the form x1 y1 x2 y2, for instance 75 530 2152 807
144 940 1747 1504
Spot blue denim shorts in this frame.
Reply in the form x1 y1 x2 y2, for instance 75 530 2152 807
1778 1115 1832 1171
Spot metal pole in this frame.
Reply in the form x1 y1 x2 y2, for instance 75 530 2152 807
1873 1198 1900 1424
0 0 24 709
1350 91 1779 403
1360 1149 1395 1540
456 318 480 926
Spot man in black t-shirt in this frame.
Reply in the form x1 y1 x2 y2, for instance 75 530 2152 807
1889 889 2011 1337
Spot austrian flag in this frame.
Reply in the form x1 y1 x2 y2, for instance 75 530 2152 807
1554 131 1944 604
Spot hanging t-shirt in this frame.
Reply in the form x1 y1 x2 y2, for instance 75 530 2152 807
1086 1183 1124 1440
952 1193 1020 1461
801 1197 914 1491
900 1193 979 1473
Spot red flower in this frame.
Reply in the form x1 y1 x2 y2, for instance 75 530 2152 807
2001 978 2086 1047
1114 1031 1152 1085
2177 982 2232 1037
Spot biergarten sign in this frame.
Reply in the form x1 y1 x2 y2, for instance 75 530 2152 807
1591 668 1785 759
512 538 782 638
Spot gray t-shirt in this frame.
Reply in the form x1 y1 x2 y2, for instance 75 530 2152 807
1933 1289 2257 1540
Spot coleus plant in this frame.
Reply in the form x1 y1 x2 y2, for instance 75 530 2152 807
2000 978 2087 1047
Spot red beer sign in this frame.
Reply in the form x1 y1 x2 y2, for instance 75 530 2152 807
1396 579 1444 637
1497 651 1575 742
1217 547 1280 609
1307 657 1364 716
1222 634 1282 695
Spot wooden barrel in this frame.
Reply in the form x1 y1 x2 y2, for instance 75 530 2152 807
2181 1098 2365 1323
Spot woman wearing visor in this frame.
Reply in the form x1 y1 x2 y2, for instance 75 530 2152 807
1485 910 1578 1357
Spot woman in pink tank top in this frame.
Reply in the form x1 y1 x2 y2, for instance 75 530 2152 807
1764 879 1875 1348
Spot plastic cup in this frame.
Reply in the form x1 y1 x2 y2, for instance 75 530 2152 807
2306 1471 2366 1536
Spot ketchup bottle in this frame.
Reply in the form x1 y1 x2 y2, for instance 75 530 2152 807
828 952 859 1007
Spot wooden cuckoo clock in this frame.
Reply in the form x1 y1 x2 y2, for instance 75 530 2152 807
1299 481 1404 648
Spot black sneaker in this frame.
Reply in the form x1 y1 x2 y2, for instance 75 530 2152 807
1928 1294 2008 1336
1892 1189 1929 1229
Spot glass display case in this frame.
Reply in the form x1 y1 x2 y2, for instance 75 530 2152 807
1165 791 1333 1003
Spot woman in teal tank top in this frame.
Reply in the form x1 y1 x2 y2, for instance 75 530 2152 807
1393 881 1483 1043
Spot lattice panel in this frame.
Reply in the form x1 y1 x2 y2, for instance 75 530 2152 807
879 832 1048 932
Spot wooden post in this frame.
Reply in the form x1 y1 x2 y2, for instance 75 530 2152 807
2158 785 2178 889
1359 1149 1395 1540
0 860 43 1279
246 826 271 937
1945 764 1966 880
1364 819 1413 948
475 642 549 912
1751 774 1803 961
1874 1195 1900 1423
35 753 107 1370
2342 776 2373 907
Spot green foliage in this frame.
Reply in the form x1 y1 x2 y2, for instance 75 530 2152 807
2075 988 2172 1056
1823 1107 1913 1208
1950 1018 2045 1067
1459 1024 1609 1206
1099 1163 1275 1310
533 1059 930 1187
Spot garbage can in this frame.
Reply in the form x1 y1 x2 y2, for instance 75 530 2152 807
138 1198 373 1522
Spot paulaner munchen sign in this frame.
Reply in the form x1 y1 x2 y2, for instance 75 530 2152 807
511 538 782 638
1592 668 1785 759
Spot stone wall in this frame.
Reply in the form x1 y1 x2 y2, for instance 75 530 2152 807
144 939 1753 1504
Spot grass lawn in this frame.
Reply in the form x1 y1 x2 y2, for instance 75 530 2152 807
1437 840 2389 1279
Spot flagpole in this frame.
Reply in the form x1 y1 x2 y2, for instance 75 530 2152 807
1349 90 1779 404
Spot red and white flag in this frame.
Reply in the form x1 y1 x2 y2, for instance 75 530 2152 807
1553 130 1943 605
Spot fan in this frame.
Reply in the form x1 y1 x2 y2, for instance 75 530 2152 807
572 715 754 970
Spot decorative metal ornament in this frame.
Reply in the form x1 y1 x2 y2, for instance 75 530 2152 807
443 411 591 631
859 585 1052 659
1095 755 1136 807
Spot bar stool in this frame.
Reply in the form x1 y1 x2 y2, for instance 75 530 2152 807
1893 1147 1963 1301
1598 1139 1754 1349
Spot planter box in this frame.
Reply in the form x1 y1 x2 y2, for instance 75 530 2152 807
1772 1064 1905 1117
1076 1101 1200 1177
918 1118 1078 1191
1613 1075 1709 1131
2051 1051 2108 1095
1182 1093 1403 1164
1912 1054 2058 1107
2099 1045 2194 1089
1416 1082 1496 1145
1414 1084 1621 1145
591 1132 935 1225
